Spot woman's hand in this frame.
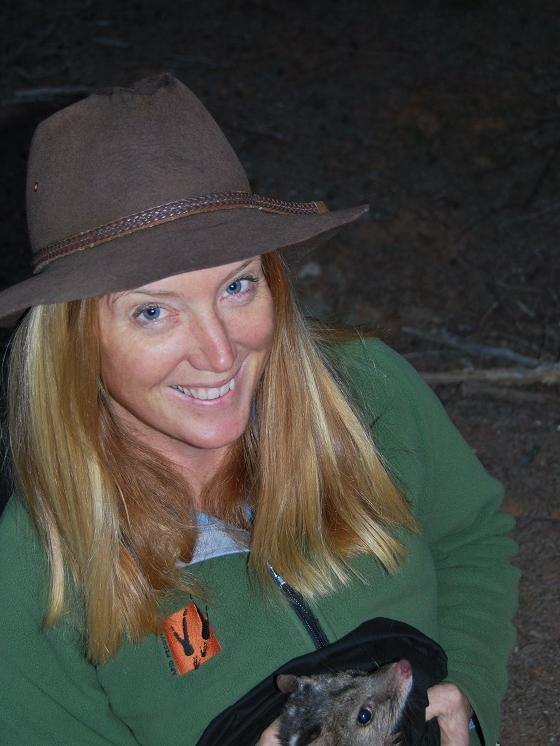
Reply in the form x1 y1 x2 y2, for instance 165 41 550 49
256 717 281 745
257 686 471 746
425 682 472 746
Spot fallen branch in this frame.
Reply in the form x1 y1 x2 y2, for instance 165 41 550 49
458 382 560 403
420 363 560 387
239 125 290 143
516 516 560 530
13 85 94 102
93 36 130 49
499 200 560 227
524 139 560 208
401 325 542 366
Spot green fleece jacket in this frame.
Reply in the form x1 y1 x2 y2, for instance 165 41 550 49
0 339 519 745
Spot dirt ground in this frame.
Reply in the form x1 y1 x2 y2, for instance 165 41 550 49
0 1 558 743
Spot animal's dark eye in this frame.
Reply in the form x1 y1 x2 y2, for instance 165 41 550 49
357 707 372 725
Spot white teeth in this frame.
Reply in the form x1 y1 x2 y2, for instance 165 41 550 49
172 377 235 400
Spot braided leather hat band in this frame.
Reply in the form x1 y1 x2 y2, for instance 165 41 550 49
0 74 367 326
32 192 328 274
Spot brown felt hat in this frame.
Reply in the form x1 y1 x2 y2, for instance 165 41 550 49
0 73 368 326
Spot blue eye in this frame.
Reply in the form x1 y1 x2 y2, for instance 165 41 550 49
357 708 372 725
135 304 163 322
224 276 257 297
226 280 244 295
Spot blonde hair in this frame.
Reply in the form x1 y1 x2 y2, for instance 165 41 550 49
7 252 416 662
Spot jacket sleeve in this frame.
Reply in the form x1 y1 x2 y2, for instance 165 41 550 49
335 338 519 746
405 370 518 746
0 497 140 746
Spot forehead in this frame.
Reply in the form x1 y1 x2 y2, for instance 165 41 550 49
108 256 262 304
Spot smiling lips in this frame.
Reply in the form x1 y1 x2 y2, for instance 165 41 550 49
171 376 236 401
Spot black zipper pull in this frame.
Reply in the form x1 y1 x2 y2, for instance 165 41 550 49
268 564 330 650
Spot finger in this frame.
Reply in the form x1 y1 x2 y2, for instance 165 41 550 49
425 682 472 721
425 703 437 721
256 718 281 745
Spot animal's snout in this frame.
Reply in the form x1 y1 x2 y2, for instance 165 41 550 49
395 659 412 681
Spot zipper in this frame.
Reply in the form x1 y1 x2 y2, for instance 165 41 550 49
268 564 330 650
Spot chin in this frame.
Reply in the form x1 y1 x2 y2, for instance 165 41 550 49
178 423 249 452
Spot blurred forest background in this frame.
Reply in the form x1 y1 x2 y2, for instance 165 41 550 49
0 1 558 743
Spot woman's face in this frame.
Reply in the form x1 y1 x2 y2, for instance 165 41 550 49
98 256 274 468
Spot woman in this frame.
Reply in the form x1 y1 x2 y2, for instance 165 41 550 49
0 74 518 745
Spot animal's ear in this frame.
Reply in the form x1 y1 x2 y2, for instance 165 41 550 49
276 673 299 693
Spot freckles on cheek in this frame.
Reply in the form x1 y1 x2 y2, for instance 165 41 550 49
100 348 129 395
100 333 143 394
246 304 275 351
102 334 180 397
253 323 273 349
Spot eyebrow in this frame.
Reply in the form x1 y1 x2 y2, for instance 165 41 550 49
111 257 258 304
224 257 255 280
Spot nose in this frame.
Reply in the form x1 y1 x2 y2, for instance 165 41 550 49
185 310 236 373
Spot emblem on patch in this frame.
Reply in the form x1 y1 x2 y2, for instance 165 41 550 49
163 602 221 675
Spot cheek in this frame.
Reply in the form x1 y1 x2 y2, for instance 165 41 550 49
100 348 136 397
248 319 275 353
100 337 171 396
239 298 275 354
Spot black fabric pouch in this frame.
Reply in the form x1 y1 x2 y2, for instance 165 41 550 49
197 617 447 746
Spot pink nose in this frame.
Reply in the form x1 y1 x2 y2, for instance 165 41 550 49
396 660 412 679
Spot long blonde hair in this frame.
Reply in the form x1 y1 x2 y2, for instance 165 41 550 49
7 252 416 662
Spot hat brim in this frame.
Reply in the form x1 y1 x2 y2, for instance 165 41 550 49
0 203 368 327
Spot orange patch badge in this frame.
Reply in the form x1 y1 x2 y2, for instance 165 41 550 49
163 602 221 675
